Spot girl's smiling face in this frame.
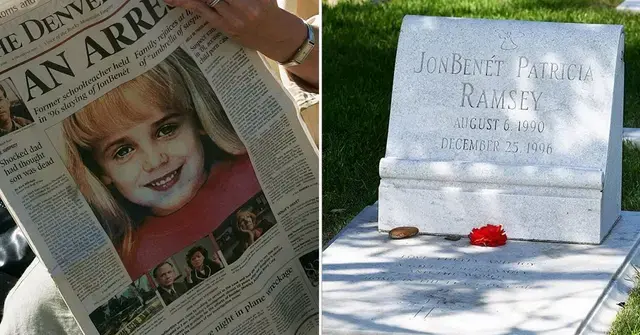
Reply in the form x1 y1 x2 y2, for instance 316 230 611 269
93 92 207 216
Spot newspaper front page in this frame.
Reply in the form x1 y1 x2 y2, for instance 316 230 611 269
0 0 319 333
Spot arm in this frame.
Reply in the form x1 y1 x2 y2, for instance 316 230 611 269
235 222 255 248
245 230 256 247
211 254 223 268
13 117 32 127
164 0 319 90
254 10 319 91
184 267 193 284
236 221 252 234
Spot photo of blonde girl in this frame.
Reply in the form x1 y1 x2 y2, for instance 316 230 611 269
213 192 276 265
47 47 263 279
236 208 274 249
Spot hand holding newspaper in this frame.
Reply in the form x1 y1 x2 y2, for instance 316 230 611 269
0 0 319 333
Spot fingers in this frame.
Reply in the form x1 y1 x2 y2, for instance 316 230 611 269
164 0 280 54
226 0 269 30
223 0 257 14
190 1 227 27
165 0 225 27
211 1 245 34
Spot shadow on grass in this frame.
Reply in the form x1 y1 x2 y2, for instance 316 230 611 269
623 142 640 211
610 272 640 335
625 42 640 126
322 8 399 244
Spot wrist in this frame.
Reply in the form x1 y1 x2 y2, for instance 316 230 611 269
258 8 308 63
279 22 314 67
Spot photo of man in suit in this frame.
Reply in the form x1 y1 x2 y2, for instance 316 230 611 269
153 262 188 306
0 83 32 137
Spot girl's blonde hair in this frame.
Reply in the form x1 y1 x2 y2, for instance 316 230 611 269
61 48 245 257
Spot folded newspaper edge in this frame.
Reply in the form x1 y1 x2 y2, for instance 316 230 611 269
0 2 319 334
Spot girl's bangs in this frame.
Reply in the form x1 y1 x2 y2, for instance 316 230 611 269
64 73 185 149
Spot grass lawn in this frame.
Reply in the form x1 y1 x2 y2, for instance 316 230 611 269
323 0 640 332
611 272 640 335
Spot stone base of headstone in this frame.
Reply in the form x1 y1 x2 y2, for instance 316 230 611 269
617 0 640 11
378 159 622 244
323 203 640 335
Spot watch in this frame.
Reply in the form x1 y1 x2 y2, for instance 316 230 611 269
280 22 315 68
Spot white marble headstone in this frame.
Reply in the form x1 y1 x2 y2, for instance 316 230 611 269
379 16 625 244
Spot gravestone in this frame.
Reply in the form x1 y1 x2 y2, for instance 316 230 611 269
379 16 625 244
617 0 640 12
322 203 640 335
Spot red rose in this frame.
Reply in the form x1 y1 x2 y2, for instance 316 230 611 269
469 224 507 247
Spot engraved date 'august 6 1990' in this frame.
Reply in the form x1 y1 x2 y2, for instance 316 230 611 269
440 117 551 155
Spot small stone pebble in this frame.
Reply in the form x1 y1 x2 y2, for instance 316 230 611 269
444 235 462 241
389 227 419 239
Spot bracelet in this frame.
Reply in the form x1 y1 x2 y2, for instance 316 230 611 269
280 22 315 68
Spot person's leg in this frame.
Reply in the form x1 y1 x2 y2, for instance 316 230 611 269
0 259 82 335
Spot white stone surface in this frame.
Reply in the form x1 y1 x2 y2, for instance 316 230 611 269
379 16 625 244
617 0 640 11
323 203 640 335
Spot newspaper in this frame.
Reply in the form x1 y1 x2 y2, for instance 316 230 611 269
0 0 319 334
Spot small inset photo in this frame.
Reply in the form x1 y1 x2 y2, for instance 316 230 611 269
0 79 34 137
213 192 276 265
174 236 224 290
150 258 189 306
88 276 163 335
299 249 319 288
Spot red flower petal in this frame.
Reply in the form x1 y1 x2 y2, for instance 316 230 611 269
469 224 507 247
